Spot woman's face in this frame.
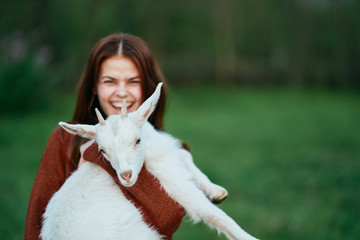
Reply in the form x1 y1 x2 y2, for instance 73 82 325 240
96 55 143 116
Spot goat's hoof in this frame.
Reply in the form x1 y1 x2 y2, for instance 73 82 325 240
210 188 228 204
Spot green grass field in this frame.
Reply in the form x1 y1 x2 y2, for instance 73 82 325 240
0 86 359 240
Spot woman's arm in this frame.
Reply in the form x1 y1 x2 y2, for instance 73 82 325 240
24 127 74 240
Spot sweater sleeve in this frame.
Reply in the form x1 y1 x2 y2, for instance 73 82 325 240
24 127 74 240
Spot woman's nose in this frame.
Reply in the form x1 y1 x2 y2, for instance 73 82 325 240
115 83 127 97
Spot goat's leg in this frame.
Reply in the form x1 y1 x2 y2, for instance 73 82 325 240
181 185 258 240
179 149 228 203
157 171 258 240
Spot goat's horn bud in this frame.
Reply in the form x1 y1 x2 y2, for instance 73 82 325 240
121 100 128 119
95 108 105 126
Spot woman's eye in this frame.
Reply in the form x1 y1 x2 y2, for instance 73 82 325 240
128 78 141 84
101 77 115 84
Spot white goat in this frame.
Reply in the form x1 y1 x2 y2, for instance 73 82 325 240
41 83 259 240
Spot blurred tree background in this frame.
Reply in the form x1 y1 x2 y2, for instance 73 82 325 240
0 0 359 239
1 0 359 114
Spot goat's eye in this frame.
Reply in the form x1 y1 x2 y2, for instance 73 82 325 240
99 149 106 154
135 138 141 145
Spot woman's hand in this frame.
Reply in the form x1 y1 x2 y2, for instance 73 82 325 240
79 139 95 168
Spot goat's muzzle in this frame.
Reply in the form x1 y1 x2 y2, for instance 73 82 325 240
120 170 132 183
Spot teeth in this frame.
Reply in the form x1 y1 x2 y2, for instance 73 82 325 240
112 102 131 108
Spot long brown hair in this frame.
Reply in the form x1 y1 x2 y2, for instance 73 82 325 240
69 33 167 167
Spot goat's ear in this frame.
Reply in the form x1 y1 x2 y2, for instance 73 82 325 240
132 82 163 127
59 122 97 139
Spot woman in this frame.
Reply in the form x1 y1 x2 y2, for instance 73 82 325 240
25 33 186 240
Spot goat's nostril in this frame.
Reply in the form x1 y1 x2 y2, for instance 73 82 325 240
120 171 132 182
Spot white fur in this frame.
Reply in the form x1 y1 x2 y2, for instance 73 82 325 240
41 83 258 240
41 162 162 240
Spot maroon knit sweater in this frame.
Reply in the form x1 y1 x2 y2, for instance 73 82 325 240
25 127 185 240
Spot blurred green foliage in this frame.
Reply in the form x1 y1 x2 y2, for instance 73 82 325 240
1 0 359 96
0 56 52 114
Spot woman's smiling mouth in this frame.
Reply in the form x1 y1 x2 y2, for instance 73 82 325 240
111 101 133 113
